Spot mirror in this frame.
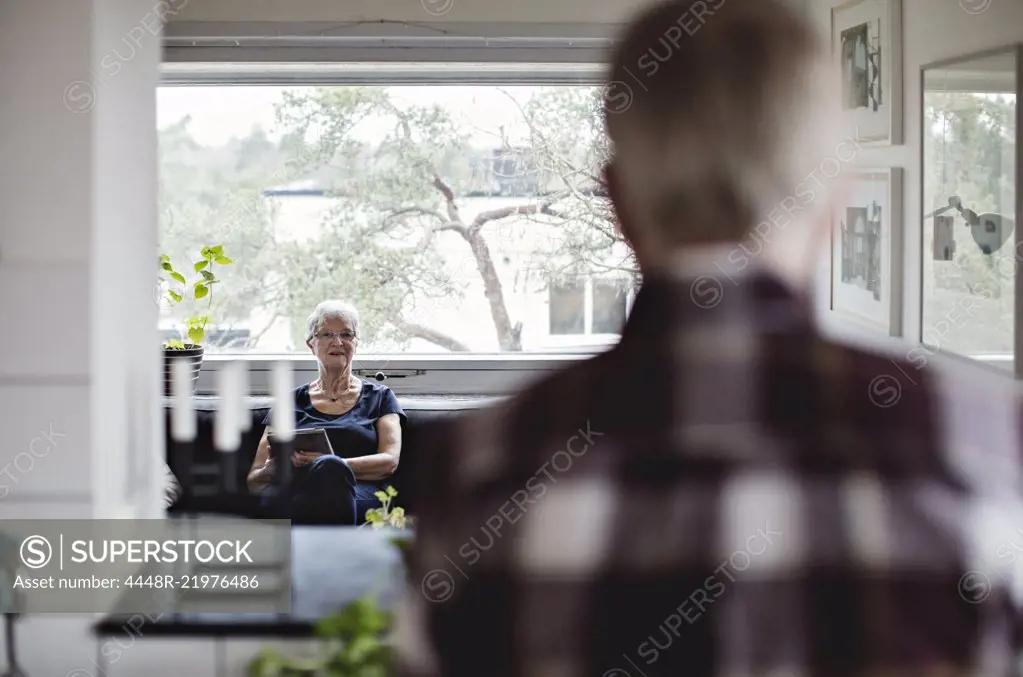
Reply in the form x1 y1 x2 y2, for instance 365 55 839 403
922 47 1018 372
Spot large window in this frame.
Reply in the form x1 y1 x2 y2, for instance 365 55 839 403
157 80 637 357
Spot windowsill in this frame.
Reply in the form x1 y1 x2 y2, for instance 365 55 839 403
192 352 602 396
162 393 504 409
191 343 1020 396
920 347 1015 378
198 351 601 369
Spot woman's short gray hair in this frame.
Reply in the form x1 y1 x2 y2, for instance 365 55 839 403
306 300 360 340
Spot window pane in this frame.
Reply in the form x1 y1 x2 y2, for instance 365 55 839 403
156 79 637 354
549 280 586 335
921 52 1016 372
592 279 628 334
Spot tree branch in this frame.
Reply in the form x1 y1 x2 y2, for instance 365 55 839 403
397 321 471 352
432 175 462 223
495 87 603 189
468 192 570 233
386 206 447 223
385 205 468 250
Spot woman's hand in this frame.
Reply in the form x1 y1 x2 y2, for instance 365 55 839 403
164 464 182 508
291 450 325 467
260 456 277 477
248 430 277 493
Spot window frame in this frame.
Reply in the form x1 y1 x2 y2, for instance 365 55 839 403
162 21 619 67
161 24 625 395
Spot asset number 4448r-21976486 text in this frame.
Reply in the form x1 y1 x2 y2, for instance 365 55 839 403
125 574 259 589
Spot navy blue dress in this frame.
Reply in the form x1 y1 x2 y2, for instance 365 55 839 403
263 382 406 525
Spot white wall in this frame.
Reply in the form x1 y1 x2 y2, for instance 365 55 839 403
809 0 1023 352
0 0 165 516
0 0 163 672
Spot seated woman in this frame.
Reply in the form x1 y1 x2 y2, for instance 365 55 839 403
246 300 405 525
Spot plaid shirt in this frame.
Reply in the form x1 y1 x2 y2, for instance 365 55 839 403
393 264 1023 677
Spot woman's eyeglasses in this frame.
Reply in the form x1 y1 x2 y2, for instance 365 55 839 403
314 331 358 343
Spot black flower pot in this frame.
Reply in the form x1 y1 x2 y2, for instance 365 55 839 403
163 344 204 396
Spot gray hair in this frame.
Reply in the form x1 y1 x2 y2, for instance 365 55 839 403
306 300 360 340
605 0 844 248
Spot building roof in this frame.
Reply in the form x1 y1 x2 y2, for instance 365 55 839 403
261 147 606 199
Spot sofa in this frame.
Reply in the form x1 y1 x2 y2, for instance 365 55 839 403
165 397 487 518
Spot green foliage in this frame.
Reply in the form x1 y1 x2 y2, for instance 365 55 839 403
159 119 279 344
363 485 412 530
247 596 393 677
159 246 234 348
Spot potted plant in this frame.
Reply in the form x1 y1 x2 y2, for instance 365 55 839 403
159 245 233 395
362 486 414 530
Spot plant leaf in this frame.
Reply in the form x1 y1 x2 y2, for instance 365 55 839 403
211 245 224 257
188 326 204 344
165 339 185 349
214 255 234 265
194 284 209 300
193 260 208 272
170 272 186 285
373 491 388 502
385 485 398 497
161 261 174 272
200 270 215 282
168 290 182 303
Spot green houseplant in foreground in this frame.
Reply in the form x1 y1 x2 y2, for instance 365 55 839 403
159 245 233 394
247 487 412 676
363 486 413 530
247 596 393 677
246 601 390 677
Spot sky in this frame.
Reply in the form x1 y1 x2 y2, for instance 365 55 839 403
156 85 579 147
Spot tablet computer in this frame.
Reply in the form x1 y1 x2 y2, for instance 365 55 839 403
268 428 335 458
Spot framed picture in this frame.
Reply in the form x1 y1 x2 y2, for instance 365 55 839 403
830 168 903 336
831 0 903 145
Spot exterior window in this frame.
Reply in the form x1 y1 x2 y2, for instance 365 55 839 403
592 279 628 334
549 281 586 335
156 82 634 355
548 277 631 337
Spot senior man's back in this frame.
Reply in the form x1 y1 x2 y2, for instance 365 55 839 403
393 1 1023 676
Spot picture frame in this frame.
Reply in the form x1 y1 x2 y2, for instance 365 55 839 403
831 0 903 145
830 167 904 336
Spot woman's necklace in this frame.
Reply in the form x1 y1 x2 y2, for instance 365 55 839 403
317 376 357 402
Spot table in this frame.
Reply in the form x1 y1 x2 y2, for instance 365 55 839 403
93 526 410 638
